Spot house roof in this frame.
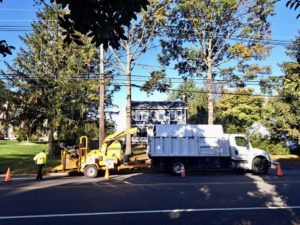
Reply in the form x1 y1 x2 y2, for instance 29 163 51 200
132 101 187 110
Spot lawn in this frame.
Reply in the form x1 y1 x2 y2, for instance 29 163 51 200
0 140 60 174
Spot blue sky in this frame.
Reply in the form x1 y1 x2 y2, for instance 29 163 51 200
0 0 299 130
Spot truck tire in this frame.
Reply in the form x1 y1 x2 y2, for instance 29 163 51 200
252 157 269 175
170 160 185 175
84 165 98 178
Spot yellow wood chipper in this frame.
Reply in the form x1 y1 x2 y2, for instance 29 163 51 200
51 128 149 178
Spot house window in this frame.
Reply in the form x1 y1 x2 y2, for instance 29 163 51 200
138 113 142 121
177 110 182 117
159 113 164 120
143 114 148 121
170 111 176 120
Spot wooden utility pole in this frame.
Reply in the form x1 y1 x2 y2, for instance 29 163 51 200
99 44 105 147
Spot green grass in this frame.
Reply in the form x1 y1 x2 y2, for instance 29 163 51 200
0 140 60 174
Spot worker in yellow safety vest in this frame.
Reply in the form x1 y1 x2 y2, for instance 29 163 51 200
33 150 47 180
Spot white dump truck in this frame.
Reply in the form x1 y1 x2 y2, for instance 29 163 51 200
148 124 271 175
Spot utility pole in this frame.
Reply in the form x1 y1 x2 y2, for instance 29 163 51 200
99 44 105 147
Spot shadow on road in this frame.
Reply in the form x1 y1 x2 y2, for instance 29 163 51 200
1 168 300 225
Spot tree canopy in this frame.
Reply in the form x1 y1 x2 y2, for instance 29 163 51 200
158 0 275 124
215 88 265 133
168 80 208 124
268 33 300 142
2 5 113 156
47 0 149 49
108 0 167 155
282 33 300 92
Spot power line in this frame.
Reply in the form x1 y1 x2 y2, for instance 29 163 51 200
0 24 295 46
2 82 279 98
0 74 282 98
0 73 283 85
111 83 281 98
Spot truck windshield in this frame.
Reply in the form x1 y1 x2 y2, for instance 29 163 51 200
235 136 249 148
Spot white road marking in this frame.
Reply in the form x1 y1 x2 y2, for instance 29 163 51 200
1 206 300 220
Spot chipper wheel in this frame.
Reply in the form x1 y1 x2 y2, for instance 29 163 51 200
84 165 98 178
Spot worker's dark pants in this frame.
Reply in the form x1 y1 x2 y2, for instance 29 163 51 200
36 164 45 180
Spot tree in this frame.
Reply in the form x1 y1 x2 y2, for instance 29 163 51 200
262 94 300 144
215 88 265 133
3 5 113 157
283 33 300 92
108 0 167 157
168 80 208 124
42 0 149 49
159 0 274 124
266 33 300 142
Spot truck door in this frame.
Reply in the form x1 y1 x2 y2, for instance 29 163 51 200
230 135 251 168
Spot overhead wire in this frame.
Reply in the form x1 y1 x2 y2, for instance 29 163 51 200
0 72 282 98
0 72 283 84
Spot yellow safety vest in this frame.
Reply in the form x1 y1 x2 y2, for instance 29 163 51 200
34 152 47 165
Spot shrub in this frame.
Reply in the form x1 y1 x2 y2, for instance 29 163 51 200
250 136 290 155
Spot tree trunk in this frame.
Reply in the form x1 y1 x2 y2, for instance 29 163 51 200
207 61 214 125
48 129 55 158
125 43 132 157
125 69 132 157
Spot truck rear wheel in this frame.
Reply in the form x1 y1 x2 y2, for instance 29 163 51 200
84 165 98 178
252 157 269 175
170 160 185 175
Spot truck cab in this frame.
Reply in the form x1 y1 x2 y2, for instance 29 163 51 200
226 134 271 174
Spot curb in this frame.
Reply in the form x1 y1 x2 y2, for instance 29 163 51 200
271 154 300 160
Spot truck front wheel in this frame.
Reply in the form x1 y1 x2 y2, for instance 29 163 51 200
84 165 98 178
170 160 186 175
252 157 269 175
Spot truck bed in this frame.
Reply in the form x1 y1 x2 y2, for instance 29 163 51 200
148 136 230 157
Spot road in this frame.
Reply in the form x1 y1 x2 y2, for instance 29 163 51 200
1 168 300 225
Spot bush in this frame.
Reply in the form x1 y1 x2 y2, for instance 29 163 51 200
250 136 290 155
16 135 24 142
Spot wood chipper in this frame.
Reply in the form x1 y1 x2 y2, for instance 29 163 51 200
51 128 149 178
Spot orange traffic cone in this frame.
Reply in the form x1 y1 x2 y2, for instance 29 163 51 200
181 166 187 178
277 163 283 176
104 167 110 180
4 167 11 182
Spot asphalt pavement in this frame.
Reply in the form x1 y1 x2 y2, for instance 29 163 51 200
1 167 300 225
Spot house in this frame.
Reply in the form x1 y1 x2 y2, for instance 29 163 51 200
0 102 17 140
131 100 188 144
